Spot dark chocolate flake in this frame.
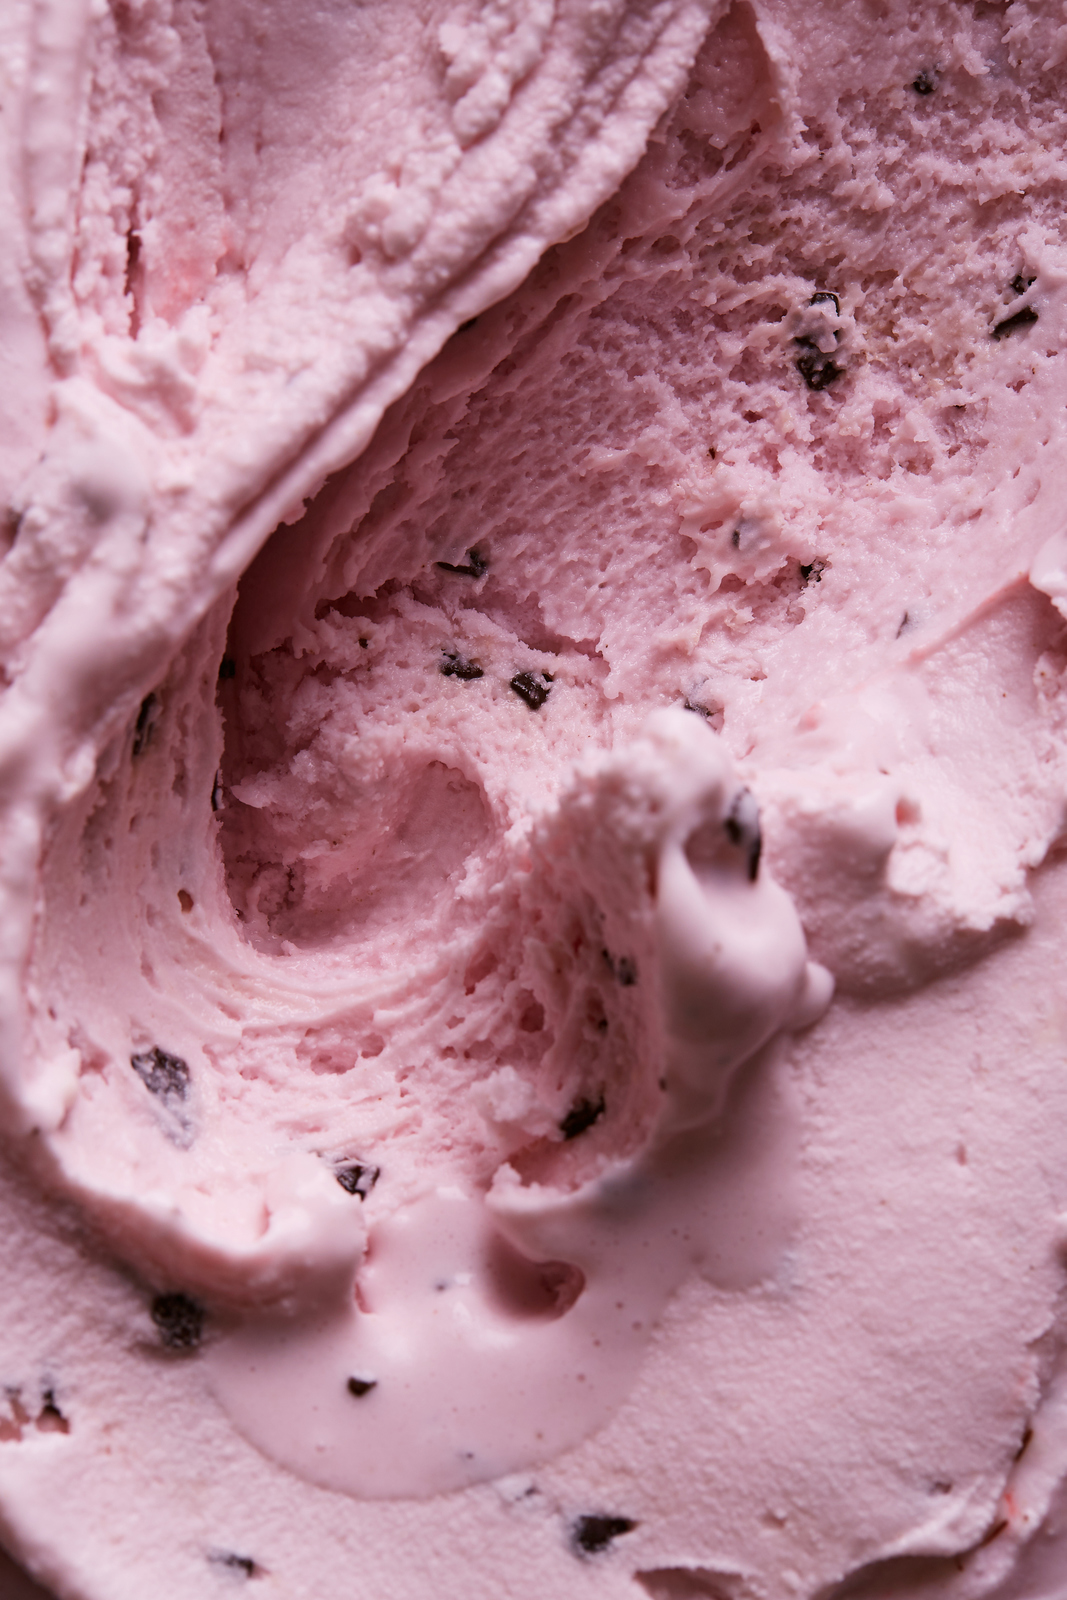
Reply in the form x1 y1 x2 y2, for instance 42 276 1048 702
561 1096 605 1141
510 671 551 710
210 1552 259 1579
131 1046 190 1102
347 1376 378 1398
912 68 937 94
810 290 840 313
437 548 488 578
794 337 844 391
151 1292 204 1351
132 693 158 757
335 1162 380 1198
36 1389 69 1434
724 788 762 881
572 1514 637 1556
992 305 1038 340
440 651 484 681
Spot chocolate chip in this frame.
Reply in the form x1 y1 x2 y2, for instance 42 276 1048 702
151 1292 204 1350
347 1376 377 1397
572 1514 637 1555
912 68 937 94
601 949 636 985
36 1389 69 1434
731 526 741 549
724 788 761 881
132 693 157 756
794 338 843 390
437 549 488 577
210 1552 259 1579
217 656 236 681
561 1096 605 1141
131 1046 190 1102
800 560 825 584
510 671 550 710
810 291 840 313
992 305 1038 339
440 651 484 680
335 1162 380 1198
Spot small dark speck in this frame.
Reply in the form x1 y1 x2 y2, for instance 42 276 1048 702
36 1389 69 1434
912 68 937 94
992 305 1038 340
437 549 488 578
561 1096 605 1141
896 611 910 638
131 1046 190 1102
347 1376 377 1398
616 956 637 987
359 637 369 648
724 787 762 881
211 1552 259 1579
707 446 716 459
132 693 157 756
572 1514 637 1556
730 526 741 549
335 1162 380 1198
151 1292 204 1351
440 651 484 681
217 656 236 681
810 290 840 313
799 560 824 585
510 671 550 710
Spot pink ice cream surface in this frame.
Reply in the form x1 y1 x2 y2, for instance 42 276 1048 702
4 0 1067 1598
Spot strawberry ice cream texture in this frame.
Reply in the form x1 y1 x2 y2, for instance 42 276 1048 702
3 1 1067 1597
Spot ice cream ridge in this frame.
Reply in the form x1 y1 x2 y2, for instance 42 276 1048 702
3 0 1067 1595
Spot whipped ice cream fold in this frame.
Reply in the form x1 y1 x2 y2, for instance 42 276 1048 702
6 0 1067 1597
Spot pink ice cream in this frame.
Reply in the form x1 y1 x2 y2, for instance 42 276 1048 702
5 1 1067 1597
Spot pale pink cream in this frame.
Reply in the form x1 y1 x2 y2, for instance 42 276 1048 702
4 2 1067 1598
